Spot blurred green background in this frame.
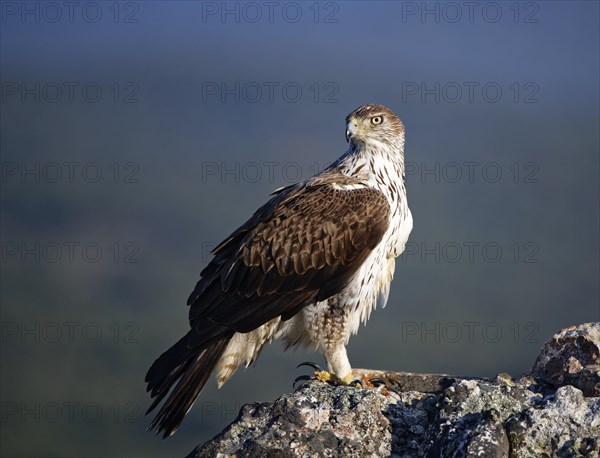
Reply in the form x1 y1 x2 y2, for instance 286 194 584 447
1 1 598 457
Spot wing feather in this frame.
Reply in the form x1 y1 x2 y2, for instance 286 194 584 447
186 173 390 345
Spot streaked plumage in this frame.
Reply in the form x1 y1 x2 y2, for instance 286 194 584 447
145 104 413 437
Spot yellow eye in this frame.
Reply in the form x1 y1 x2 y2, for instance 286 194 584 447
371 116 383 125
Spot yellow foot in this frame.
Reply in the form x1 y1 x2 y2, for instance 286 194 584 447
295 363 361 388
314 370 360 387
295 363 395 394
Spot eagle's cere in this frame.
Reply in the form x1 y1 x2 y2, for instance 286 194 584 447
145 104 413 438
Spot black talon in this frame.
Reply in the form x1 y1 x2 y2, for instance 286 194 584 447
293 375 312 388
349 376 364 388
369 377 387 387
296 361 322 372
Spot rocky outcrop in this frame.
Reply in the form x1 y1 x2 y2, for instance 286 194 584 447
530 322 600 397
188 323 600 457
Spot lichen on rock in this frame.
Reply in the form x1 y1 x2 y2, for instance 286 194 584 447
530 322 600 397
188 323 600 458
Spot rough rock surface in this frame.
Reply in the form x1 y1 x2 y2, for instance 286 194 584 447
530 322 600 397
188 323 600 457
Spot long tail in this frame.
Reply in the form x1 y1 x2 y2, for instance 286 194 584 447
145 334 230 438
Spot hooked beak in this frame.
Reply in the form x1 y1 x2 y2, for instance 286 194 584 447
345 118 358 143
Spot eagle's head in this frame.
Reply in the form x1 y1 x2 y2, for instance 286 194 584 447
345 104 405 150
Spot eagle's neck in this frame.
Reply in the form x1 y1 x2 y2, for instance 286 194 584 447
332 135 412 268
333 138 406 205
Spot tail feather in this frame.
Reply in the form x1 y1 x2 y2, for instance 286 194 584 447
145 335 230 438
145 334 191 398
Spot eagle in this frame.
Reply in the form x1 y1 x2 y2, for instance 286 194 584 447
145 104 413 437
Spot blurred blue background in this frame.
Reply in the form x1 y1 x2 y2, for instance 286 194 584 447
1 1 598 456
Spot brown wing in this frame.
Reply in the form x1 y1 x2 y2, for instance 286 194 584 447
186 174 390 347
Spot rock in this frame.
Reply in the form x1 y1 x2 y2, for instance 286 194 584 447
191 383 395 457
188 324 600 458
530 322 600 396
506 385 600 458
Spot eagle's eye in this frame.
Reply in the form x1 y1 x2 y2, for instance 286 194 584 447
371 116 383 125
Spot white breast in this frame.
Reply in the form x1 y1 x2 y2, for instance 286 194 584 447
344 203 412 338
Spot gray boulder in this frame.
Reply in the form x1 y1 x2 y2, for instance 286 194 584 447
188 323 600 457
